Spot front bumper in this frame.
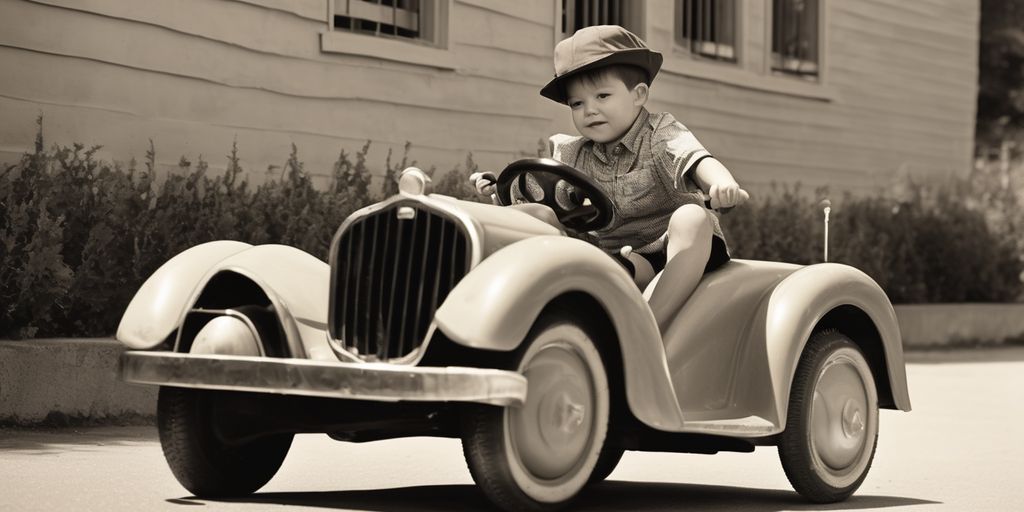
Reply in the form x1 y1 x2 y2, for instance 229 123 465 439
120 351 526 407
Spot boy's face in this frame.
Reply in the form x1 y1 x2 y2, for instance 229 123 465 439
565 73 648 144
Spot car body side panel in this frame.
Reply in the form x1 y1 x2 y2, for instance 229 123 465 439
434 236 687 431
762 264 912 421
659 260 800 423
176 245 333 361
116 241 252 349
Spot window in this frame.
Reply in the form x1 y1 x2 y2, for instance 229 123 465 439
331 0 439 45
676 0 738 62
561 0 644 36
321 0 453 69
771 0 819 79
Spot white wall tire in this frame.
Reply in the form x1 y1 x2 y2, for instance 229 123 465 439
462 314 610 511
779 331 879 503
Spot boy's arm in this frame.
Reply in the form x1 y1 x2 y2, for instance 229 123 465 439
692 157 749 209
651 113 749 209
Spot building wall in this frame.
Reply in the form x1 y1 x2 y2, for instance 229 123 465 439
643 0 979 192
0 0 978 192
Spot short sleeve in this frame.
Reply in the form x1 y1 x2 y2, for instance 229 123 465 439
548 133 584 164
651 114 712 190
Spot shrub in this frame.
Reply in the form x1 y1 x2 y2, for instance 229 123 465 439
722 176 1023 303
0 121 74 338
0 120 381 338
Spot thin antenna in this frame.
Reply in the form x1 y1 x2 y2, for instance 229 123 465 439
819 199 832 262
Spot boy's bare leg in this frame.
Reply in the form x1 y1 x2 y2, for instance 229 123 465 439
644 204 713 332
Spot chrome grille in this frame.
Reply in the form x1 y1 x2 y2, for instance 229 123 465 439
330 203 470 360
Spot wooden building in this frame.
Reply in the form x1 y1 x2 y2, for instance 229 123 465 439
0 0 979 192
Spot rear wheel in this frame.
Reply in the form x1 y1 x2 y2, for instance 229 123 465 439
778 331 879 503
462 314 610 511
158 387 293 497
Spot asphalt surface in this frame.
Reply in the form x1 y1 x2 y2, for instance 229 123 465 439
2 347 1023 512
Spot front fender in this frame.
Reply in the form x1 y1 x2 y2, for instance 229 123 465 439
764 263 911 423
116 241 252 349
176 245 332 360
434 236 686 431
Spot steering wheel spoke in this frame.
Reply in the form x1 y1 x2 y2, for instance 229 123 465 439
496 158 613 232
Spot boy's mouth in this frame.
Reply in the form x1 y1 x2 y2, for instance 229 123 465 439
586 121 607 128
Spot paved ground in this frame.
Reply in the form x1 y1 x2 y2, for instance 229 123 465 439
2 347 1023 512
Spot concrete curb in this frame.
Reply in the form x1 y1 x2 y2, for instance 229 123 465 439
894 304 1024 348
0 338 155 426
2 304 1022 426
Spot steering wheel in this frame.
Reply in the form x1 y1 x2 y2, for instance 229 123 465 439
495 158 614 232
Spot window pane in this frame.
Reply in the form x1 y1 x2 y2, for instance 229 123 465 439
334 0 426 41
676 0 736 62
562 0 636 35
771 0 819 78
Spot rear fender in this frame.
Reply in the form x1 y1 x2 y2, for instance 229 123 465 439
116 241 251 349
434 236 686 431
763 264 912 426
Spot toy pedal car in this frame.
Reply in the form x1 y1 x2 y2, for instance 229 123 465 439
117 158 910 511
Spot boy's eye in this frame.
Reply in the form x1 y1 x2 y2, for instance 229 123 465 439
569 101 582 108
597 93 611 99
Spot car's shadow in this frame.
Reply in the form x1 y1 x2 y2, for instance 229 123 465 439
173 481 939 512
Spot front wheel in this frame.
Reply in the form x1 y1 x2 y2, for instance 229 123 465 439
462 314 610 511
158 387 293 498
778 331 879 503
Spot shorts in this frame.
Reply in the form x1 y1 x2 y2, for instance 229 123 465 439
635 234 730 274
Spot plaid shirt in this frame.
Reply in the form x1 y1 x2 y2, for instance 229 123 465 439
550 108 727 252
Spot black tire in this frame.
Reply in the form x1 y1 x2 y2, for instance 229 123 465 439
588 446 625 484
157 387 293 498
778 331 879 503
462 313 611 511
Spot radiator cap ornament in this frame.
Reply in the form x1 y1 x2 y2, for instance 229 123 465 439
399 167 431 196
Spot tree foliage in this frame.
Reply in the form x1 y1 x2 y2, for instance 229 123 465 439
977 0 1024 148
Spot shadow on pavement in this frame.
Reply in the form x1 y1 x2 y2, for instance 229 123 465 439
179 480 939 512
0 425 156 453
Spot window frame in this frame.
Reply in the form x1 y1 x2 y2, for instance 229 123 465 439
320 0 455 70
656 0 834 101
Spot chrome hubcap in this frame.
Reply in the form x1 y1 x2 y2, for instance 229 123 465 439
510 343 594 480
842 399 865 438
811 354 870 471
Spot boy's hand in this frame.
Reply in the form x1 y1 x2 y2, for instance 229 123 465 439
469 171 497 197
707 183 749 210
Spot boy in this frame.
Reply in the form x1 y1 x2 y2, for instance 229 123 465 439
474 25 748 331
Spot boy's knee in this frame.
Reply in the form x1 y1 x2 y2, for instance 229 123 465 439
668 204 712 237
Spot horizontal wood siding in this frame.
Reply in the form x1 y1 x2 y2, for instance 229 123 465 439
0 0 978 195
0 0 558 180
644 0 979 192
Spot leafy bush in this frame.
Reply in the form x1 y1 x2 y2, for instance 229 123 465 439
2 117 1021 339
722 176 1023 303
0 119 391 338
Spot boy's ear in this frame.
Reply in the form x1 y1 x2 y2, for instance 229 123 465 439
631 83 650 106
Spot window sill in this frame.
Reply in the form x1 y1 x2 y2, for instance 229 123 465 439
320 30 457 70
661 54 838 102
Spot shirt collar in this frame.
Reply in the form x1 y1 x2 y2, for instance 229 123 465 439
592 108 650 163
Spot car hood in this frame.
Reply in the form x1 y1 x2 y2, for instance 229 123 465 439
430 195 564 259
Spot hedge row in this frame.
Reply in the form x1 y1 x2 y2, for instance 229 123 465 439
1 121 1021 338
724 180 1023 304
